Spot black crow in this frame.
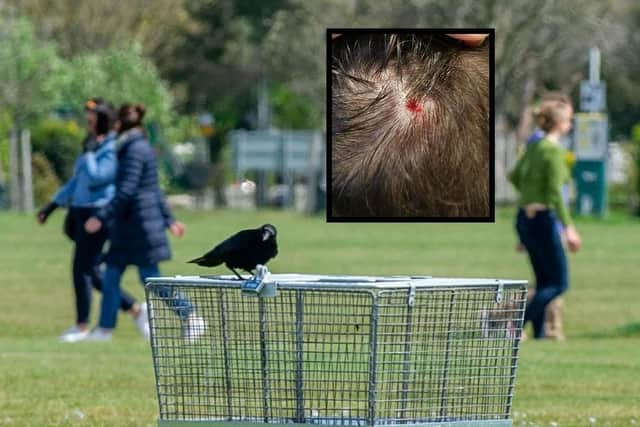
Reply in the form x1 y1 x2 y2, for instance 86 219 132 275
188 224 278 279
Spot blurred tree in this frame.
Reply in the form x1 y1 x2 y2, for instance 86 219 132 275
632 123 640 216
0 15 61 127
30 119 82 181
603 1 640 139
7 0 194 60
263 0 626 130
164 0 291 113
49 45 175 128
31 152 61 206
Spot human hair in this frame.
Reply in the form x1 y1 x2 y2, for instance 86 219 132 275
118 103 146 132
94 103 115 136
331 33 489 218
533 98 572 133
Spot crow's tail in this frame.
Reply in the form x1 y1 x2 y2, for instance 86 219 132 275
187 256 205 264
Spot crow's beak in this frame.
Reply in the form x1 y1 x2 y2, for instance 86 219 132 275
262 230 270 241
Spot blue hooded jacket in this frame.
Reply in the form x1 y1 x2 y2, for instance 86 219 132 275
53 132 117 207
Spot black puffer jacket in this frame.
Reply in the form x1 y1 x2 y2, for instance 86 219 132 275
97 128 174 266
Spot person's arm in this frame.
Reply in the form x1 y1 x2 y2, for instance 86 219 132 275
157 189 175 227
51 176 78 208
157 189 186 237
95 143 144 223
508 155 523 191
546 149 572 227
83 148 117 188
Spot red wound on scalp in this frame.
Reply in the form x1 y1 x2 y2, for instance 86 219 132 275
405 99 422 113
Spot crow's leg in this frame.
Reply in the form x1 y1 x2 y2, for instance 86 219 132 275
229 267 245 280
243 268 254 277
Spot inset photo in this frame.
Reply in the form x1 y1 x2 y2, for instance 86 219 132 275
327 29 494 222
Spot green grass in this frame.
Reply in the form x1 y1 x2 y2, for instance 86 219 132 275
0 207 639 426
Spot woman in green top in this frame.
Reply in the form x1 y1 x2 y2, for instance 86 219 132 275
509 98 582 339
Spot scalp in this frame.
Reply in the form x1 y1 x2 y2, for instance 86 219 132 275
331 34 489 217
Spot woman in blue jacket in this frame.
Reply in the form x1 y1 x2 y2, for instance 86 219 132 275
37 101 149 343
84 103 205 341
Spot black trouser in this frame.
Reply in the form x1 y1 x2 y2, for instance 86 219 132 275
70 207 136 324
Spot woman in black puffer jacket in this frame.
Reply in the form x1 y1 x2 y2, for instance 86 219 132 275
84 104 205 341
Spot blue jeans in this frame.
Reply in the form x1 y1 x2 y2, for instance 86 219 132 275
98 263 193 329
516 208 568 338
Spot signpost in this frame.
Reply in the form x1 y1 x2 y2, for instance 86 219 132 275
573 48 608 217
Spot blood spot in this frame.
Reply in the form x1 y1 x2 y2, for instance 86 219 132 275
405 99 422 113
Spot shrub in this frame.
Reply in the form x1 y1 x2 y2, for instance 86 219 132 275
30 119 82 182
31 152 61 207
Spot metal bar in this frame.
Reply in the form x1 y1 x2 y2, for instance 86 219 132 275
440 291 456 419
295 290 305 423
157 419 513 427
399 290 415 422
367 294 379 426
145 276 528 291
145 283 165 421
504 288 527 418
219 290 233 419
258 298 270 422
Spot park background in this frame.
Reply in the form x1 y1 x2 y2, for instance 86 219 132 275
1 1 639 426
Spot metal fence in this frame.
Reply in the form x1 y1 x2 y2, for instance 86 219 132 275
146 274 527 427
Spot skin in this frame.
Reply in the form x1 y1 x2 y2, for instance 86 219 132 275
544 105 581 253
331 33 489 46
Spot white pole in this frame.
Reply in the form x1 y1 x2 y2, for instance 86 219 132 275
589 47 600 84
20 128 34 212
9 128 21 211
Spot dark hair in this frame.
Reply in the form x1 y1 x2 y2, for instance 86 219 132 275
331 34 489 217
94 103 115 136
118 103 146 132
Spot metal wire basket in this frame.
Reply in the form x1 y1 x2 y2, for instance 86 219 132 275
145 271 527 427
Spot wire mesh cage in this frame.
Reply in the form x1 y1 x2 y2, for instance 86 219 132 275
145 273 527 427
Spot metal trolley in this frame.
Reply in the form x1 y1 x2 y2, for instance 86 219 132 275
145 271 527 427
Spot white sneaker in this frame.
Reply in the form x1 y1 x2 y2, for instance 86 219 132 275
85 328 113 342
58 326 89 343
182 314 206 342
133 303 150 339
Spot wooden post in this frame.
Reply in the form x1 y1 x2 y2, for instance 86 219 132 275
20 128 34 212
9 128 21 211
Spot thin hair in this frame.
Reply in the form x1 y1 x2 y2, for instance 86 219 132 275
331 34 489 217
533 94 571 133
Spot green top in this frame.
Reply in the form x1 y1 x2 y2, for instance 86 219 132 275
509 138 572 226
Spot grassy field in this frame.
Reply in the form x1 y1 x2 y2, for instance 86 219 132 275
0 207 638 426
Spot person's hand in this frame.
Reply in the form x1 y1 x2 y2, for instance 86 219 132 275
446 34 489 47
37 202 58 224
169 221 185 238
85 217 102 234
565 225 582 253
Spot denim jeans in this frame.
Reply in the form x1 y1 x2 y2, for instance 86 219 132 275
516 208 569 338
98 263 193 329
